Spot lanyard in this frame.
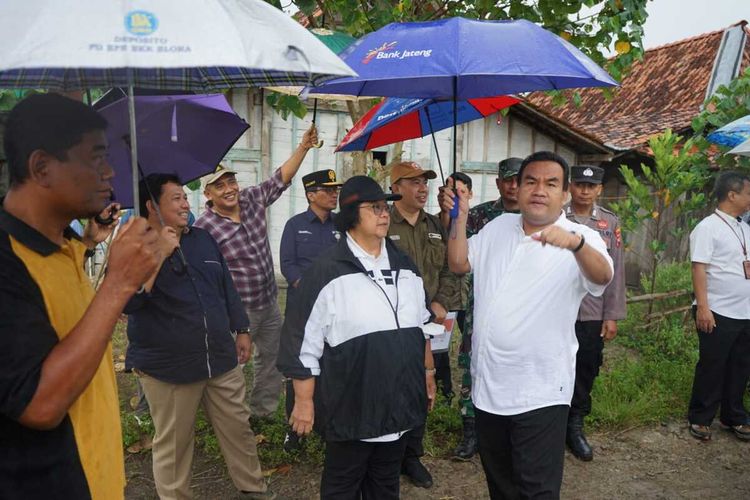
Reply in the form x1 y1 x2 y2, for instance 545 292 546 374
714 210 748 259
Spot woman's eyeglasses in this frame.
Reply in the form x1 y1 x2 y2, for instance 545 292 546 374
358 203 390 216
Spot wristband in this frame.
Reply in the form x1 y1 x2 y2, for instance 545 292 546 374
425 368 436 375
571 234 585 253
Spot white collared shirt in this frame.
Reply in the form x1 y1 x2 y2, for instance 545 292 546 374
467 211 613 416
690 210 750 320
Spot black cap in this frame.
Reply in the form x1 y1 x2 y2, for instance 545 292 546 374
339 175 401 208
570 165 604 184
449 171 473 191
498 157 523 178
302 169 343 190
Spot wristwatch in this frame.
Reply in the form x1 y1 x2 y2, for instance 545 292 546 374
235 328 251 336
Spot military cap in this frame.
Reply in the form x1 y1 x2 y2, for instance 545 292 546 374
498 157 523 178
302 169 343 190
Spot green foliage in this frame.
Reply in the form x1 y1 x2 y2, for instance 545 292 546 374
689 67 750 171
185 179 202 191
265 91 309 121
589 261 697 428
121 412 155 449
611 130 707 303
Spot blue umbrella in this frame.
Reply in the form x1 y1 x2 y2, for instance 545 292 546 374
312 17 616 216
707 115 750 148
310 18 617 99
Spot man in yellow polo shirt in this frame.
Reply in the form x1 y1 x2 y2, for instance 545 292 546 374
0 93 161 499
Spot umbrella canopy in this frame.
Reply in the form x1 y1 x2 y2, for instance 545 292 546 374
265 28 367 100
337 95 519 152
96 93 248 208
0 0 356 215
707 115 750 148
728 137 750 157
0 0 356 90
310 17 617 99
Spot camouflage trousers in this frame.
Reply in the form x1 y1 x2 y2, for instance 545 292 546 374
457 309 475 418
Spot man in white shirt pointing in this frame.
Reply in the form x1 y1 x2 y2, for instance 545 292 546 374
443 151 613 499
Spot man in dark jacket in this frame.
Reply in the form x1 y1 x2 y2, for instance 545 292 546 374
126 174 272 499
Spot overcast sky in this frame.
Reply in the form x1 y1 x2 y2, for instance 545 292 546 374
642 0 747 49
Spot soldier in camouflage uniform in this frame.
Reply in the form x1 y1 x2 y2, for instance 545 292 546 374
564 165 626 461
440 158 523 460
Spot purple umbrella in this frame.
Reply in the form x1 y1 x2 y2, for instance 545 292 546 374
96 93 248 208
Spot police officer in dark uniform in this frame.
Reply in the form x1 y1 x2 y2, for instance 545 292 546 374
279 168 342 451
280 169 343 289
564 165 626 461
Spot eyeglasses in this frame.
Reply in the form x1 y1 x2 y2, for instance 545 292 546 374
309 187 340 194
358 203 390 216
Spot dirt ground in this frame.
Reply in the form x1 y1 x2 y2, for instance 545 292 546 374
124 420 750 499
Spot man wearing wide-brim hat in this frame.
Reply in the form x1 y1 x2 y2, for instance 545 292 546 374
194 125 319 421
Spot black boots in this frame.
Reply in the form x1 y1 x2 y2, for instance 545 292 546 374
453 416 478 460
401 457 433 488
566 414 593 461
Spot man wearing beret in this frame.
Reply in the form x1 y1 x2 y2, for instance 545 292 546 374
279 168 342 450
564 165 626 461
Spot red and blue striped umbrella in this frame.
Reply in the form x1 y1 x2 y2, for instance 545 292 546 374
336 95 519 152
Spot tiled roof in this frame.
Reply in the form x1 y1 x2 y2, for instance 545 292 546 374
527 21 750 151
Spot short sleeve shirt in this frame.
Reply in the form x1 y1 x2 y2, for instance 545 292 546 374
0 207 124 499
467 212 613 416
690 210 750 320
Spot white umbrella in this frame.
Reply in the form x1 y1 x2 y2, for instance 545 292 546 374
0 0 356 214
728 138 750 157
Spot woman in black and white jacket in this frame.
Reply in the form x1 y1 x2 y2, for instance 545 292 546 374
277 175 437 500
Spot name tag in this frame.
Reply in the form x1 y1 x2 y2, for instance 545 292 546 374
297 230 312 235
428 232 442 240
744 260 750 280
389 235 401 241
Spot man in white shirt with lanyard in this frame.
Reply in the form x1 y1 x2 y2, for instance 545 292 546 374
444 151 613 499
688 171 750 442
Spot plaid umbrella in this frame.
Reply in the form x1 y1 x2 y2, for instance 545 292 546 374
0 66 344 92
0 0 356 213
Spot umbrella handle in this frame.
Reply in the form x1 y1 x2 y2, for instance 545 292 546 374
312 99 324 148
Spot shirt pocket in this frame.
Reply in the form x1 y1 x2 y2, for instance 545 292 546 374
425 237 446 270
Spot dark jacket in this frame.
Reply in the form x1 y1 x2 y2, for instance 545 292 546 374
277 238 430 442
125 227 249 384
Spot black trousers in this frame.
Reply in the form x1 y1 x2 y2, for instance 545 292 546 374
570 320 604 419
402 424 425 461
321 437 408 500
433 351 453 399
475 405 568 500
688 309 750 426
